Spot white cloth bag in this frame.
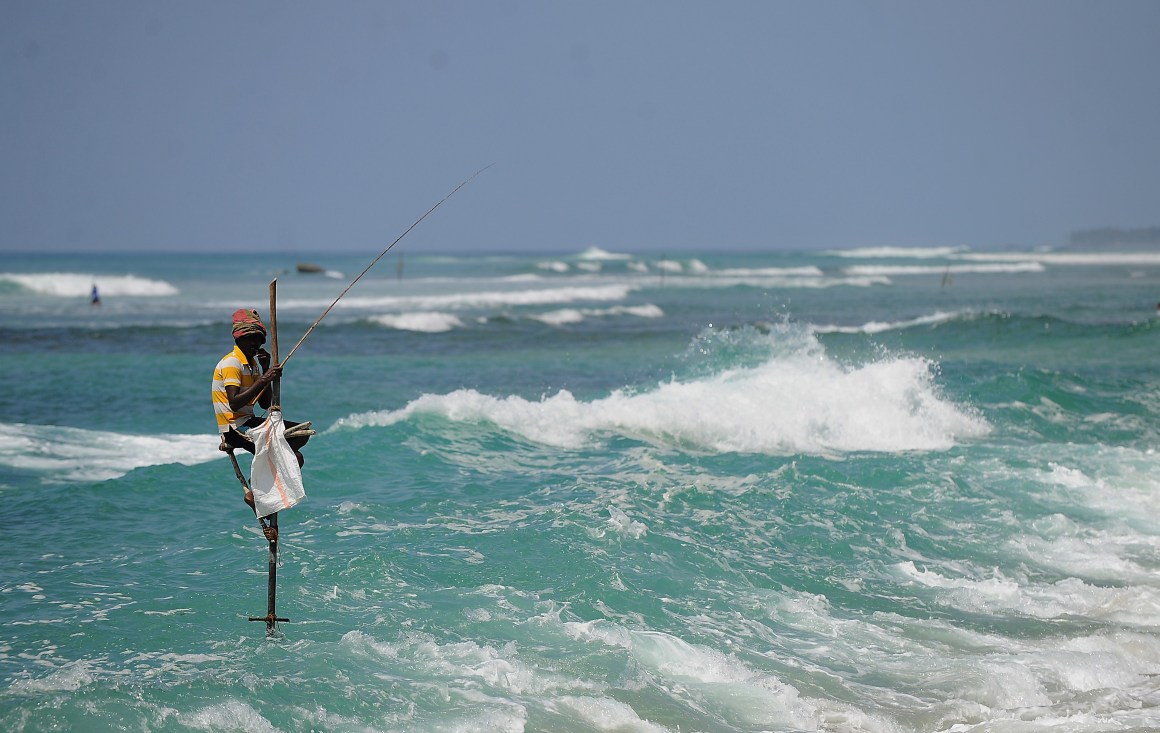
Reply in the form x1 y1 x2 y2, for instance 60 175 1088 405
247 410 306 519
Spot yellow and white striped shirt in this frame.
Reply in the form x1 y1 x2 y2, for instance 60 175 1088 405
211 345 258 432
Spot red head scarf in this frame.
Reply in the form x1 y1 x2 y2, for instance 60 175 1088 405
231 308 266 339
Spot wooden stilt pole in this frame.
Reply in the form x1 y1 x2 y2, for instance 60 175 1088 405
248 278 289 635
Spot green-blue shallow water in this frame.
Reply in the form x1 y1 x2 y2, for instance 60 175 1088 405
4 247 1160 732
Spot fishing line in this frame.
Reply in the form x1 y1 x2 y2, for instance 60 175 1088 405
281 164 493 366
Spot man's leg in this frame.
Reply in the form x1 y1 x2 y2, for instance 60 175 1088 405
283 420 309 467
223 428 255 454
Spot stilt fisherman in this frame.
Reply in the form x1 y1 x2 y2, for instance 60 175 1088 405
211 308 313 530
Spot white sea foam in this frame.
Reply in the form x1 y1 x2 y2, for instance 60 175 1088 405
7 661 95 693
368 312 464 333
755 586 1160 727
894 561 1160 625
0 423 221 482
537 260 571 273
605 506 647 539
530 597 898 731
332 334 988 455
1010 531 1156 585
141 608 194 616
179 700 279 733
1031 448 1160 528
649 257 707 273
343 630 595 699
561 621 820 730
544 696 670 732
0 272 179 297
577 246 632 261
530 309 585 326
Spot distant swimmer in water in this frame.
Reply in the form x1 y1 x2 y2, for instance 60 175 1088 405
90 284 101 306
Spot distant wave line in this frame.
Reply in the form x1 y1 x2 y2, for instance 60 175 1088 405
653 274 891 289
954 251 1160 266
529 304 665 326
364 304 666 331
843 263 1045 276
278 284 637 311
0 272 180 297
827 246 969 259
811 310 969 334
368 312 464 333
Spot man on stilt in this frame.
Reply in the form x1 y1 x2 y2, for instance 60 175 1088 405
211 308 313 537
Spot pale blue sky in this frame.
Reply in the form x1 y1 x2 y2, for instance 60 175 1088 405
3 1 1159 253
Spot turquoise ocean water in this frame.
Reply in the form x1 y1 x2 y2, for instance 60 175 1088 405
4 246 1160 732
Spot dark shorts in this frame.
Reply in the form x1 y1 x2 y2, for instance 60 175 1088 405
224 417 308 455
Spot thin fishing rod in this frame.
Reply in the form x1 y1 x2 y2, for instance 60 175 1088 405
281 164 493 366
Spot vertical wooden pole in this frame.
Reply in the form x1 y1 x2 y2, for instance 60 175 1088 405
266 279 280 634
247 278 288 635
264 513 279 635
269 279 281 407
